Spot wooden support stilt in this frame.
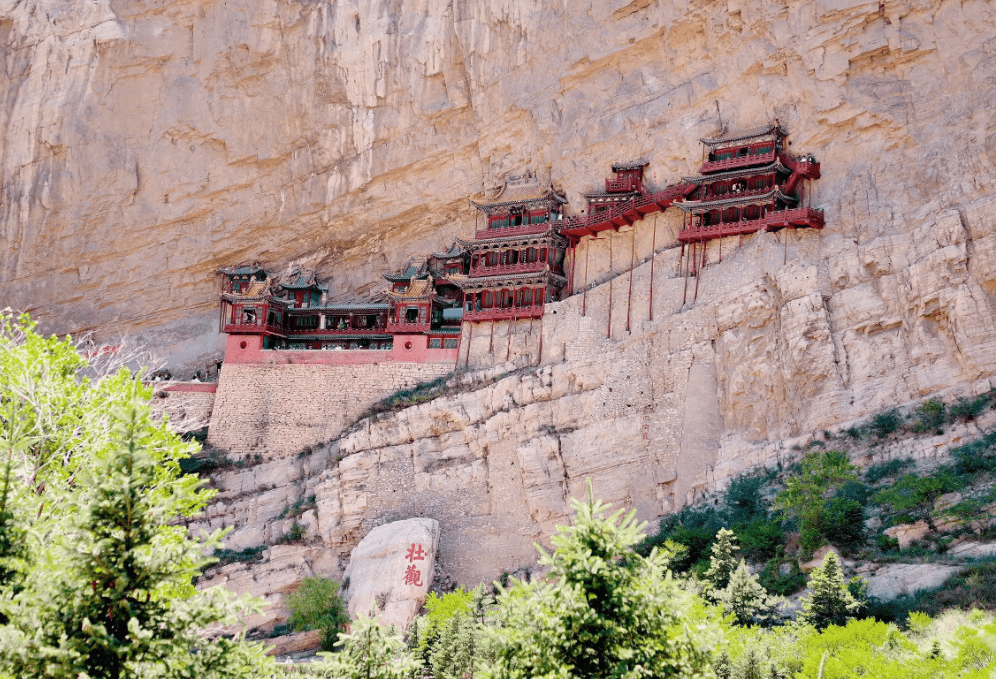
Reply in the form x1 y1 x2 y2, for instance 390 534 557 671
783 229 788 265
608 235 614 339
693 241 702 303
649 220 658 321
505 319 513 363
464 322 473 368
682 242 691 305
569 240 578 295
719 237 722 263
626 224 636 332
582 242 589 317
535 317 543 366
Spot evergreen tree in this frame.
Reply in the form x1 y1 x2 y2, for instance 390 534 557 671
734 649 764 679
318 612 418 679
703 528 740 600
717 560 781 627
799 552 860 630
485 479 716 679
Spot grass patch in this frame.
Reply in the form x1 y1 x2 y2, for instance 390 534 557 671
910 398 946 434
212 545 267 568
865 458 915 484
359 374 455 419
278 495 317 520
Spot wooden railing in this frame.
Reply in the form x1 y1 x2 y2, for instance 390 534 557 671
386 320 431 333
678 207 825 242
289 327 388 336
476 222 550 240
604 176 640 193
464 305 545 322
560 182 695 236
223 322 285 335
470 260 547 277
700 150 777 174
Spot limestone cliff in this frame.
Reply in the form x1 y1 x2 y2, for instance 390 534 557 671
2 0 994 371
5 0 996 643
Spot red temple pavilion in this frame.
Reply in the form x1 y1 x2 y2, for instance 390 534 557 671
449 175 570 322
675 123 824 243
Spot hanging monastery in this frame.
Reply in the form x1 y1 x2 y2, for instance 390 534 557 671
217 123 823 370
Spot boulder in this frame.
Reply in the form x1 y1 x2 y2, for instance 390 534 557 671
884 521 930 549
800 545 842 573
865 564 959 600
343 518 440 630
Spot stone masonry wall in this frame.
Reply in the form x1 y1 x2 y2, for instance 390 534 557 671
207 362 453 458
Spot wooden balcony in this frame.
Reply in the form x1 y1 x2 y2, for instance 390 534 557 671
677 207 825 242
289 327 388 336
464 305 545 322
223 322 285 336
700 150 777 174
604 176 640 193
764 207 825 230
560 183 695 239
386 320 431 334
470 260 547 277
476 222 550 240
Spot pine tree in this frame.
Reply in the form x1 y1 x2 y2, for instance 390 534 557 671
485 479 717 679
703 527 740 601
735 649 765 679
318 612 418 679
799 551 859 630
717 559 781 627
0 389 276 679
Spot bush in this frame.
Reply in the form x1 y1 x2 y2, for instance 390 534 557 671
865 458 915 484
726 473 770 526
951 430 996 475
819 497 864 549
737 519 785 561
948 394 992 423
872 470 964 514
869 409 903 439
286 577 349 651
837 480 872 505
910 399 946 434
212 545 267 568
758 559 806 597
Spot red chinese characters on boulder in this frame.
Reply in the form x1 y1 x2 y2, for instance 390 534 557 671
402 542 427 586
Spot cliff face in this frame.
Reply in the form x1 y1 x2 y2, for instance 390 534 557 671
2 0 994 369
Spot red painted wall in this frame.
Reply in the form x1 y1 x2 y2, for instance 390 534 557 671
222 334 458 366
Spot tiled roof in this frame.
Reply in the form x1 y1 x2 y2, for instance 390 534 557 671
700 123 787 147
220 264 266 276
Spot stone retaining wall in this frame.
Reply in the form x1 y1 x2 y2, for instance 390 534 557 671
206 362 453 457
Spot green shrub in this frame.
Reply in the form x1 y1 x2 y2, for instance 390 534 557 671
725 473 769 526
279 521 307 544
212 545 267 568
758 559 807 597
286 577 349 651
737 519 785 561
865 458 915 484
820 497 864 549
869 409 903 439
948 394 992 423
875 534 900 552
910 398 946 434
872 470 964 513
838 480 872 505
844 425 864 440
951 430 996 475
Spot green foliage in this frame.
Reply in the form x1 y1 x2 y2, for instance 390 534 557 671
725 472 769 525
819 498 865 549
213 545 267 568
800 551 861 630
703 528 740 599
0 312 276 679
279 521 307 543
313 613 418 679
948 394 993 423
774 450 860 555
870 408 903 438
950 430 996 475
285 577 349 651
716 560 781 627
361 374 455 419
759 559 807 597
873 470 964 514
865 458 915 484
736 519 784 561
911 399 946 434
485 479 717 679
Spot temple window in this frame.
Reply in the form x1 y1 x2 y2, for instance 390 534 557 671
429 338 442 349
405 307 419 322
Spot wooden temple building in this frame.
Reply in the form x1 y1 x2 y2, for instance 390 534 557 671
218 124 824 366
450 175 570 322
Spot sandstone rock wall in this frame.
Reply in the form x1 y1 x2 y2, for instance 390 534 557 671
207 362 453 457
2 0 994 379
154 388 216 433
